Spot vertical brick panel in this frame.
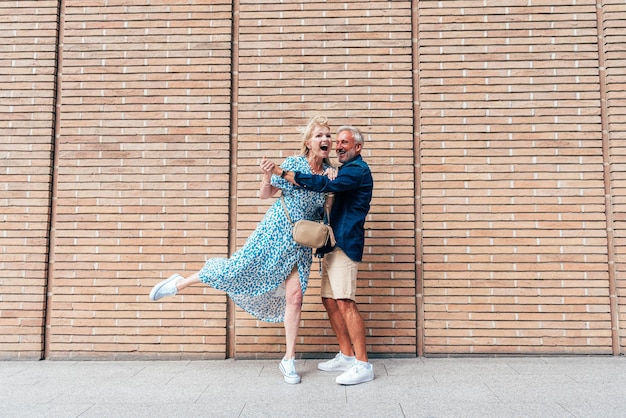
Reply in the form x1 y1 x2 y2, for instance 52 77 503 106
604 0 626 353
235 0 415 357
0 1 58 360
418 1 612 354
49 0 233 359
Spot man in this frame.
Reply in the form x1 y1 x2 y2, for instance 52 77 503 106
269 125 374 385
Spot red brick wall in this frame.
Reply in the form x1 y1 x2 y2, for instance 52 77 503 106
0 1 58 360
233 1 416 358
45 0 234 359
418 1 613 354
604 0 626 353
1 0 624 359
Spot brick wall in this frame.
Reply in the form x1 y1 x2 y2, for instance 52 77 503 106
418 1 613 354
0 1 58 360
234 0 416 358
1 0 624 359
45 0 235 359
604 0 626 353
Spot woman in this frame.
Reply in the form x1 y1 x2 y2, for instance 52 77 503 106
149 115 334 384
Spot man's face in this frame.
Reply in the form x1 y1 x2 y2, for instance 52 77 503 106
335 130 362 164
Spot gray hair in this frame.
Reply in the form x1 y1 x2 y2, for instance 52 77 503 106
336 125 364 144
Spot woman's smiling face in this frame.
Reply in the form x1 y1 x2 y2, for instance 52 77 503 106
307 125 332 159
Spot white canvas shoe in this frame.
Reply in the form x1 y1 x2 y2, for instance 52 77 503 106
149 273 183 301
279 358 301 384
335 362 374 385
318 352 356 372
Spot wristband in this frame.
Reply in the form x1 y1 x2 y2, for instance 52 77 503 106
280 170 287 178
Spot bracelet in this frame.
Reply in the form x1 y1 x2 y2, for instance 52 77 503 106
280 170 287 178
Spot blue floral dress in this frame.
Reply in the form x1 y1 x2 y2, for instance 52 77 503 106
198 155 328 322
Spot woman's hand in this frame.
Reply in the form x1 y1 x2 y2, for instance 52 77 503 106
324 167 338 181
259 157 278 199
260 157 276 174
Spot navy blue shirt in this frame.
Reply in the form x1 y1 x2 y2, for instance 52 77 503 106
294 155 373 262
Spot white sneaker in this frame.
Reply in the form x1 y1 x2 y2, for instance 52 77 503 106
318 352 356 372
149 273 183 301
335 362 374 385
279 358 301 384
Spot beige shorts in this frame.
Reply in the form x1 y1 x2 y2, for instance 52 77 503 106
321 247 358 300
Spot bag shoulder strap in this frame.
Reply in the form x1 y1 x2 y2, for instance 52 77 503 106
280 195 293 224
328 226 336 247
323 192 333 225
283 192 333 227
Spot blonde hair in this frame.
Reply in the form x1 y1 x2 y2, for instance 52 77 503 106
299 115 333 167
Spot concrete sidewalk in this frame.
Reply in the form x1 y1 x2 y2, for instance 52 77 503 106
2 356 625 417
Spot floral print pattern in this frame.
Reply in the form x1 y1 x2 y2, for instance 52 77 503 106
198 155 328 322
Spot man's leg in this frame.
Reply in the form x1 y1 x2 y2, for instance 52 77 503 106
336 299 367 362
333 298 374 385
322 297 355 357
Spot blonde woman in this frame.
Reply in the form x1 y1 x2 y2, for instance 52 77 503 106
149 115 333 384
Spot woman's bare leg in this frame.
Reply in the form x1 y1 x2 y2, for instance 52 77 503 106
176 271 202 291
283 267 302 359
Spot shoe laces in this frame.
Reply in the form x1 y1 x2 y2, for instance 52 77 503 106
346 362 363 375
333 352 348 364
282 359 297 376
